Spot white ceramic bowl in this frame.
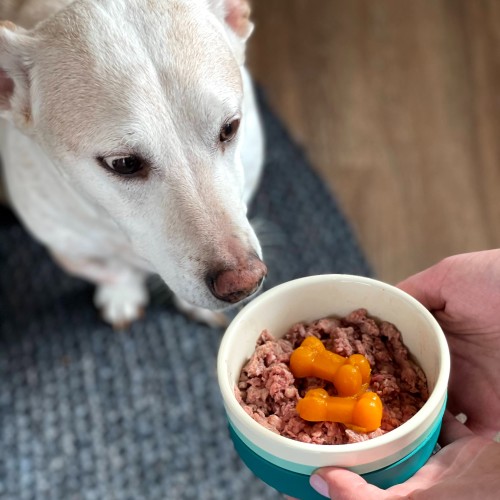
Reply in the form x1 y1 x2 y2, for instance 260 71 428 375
217 274 450 499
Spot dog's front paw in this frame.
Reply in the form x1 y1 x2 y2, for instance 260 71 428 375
173 296 229 328
94 281 148 329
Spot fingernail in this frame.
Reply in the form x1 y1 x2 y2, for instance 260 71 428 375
309 474 329 498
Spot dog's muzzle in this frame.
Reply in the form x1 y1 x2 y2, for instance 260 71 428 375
206 257 267 304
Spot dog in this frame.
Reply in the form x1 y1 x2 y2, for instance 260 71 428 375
0 0 266 327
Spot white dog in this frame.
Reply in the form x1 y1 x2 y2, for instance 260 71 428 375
0 0 266 327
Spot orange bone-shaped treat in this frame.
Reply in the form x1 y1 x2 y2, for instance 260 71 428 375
289 337 371 396
296 388 383 432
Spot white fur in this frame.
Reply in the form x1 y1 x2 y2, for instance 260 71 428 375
0 0 264 326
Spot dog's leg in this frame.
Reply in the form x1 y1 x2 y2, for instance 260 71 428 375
52 251 229 328
51 252 148 329
94 278 148 329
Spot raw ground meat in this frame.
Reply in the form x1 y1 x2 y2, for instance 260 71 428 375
236 308 429 445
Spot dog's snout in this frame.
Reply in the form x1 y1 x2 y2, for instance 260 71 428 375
207 257 267 304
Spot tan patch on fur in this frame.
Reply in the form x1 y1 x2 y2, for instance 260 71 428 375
0 20 17 31
22 107 32 125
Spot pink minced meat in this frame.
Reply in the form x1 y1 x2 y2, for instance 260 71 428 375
236 308 429 445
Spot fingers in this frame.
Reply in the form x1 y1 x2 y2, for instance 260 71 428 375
311 468 390 499
439 410 474 447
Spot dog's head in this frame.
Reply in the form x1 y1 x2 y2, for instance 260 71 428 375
0 0 267 310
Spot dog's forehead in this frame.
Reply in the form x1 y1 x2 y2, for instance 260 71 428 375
32 0 241 152
39 0 236 78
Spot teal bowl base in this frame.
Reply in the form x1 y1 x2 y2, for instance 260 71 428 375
229 419 442 500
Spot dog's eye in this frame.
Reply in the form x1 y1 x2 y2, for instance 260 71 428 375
219 118 240 143
102 155 144 176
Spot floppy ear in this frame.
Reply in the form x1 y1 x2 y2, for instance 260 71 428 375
0 21 34 129
208 0 254 64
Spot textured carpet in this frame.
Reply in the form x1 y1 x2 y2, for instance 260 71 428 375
0 92 372 500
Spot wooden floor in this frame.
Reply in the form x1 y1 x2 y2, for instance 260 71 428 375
247 0 500 284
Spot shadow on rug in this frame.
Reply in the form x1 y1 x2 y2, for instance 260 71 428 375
0 91 372 500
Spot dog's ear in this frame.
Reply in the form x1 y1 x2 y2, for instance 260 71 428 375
0 21 34 130
220 0 253 41
208 0 253 63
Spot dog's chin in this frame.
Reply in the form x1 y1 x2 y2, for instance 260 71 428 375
175 281 265 312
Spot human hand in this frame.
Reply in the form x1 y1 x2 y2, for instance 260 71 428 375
304 250 500 498
307 412 500 499
397 250 500 438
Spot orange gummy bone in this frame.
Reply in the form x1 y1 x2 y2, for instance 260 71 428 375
289 337 371 396
296 388 383 432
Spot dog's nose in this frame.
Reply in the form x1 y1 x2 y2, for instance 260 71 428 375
207 257 267 304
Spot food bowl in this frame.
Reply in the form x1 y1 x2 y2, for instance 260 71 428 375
217 274 450 499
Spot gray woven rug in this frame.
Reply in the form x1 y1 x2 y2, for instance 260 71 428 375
0 92 371 500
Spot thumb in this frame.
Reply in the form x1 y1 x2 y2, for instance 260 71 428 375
396 268 446 313
439 410 474 447
310 468 388 499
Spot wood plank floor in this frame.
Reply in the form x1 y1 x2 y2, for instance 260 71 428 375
247 0 500 284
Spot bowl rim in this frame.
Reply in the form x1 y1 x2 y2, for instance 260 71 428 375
217 274 451 457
